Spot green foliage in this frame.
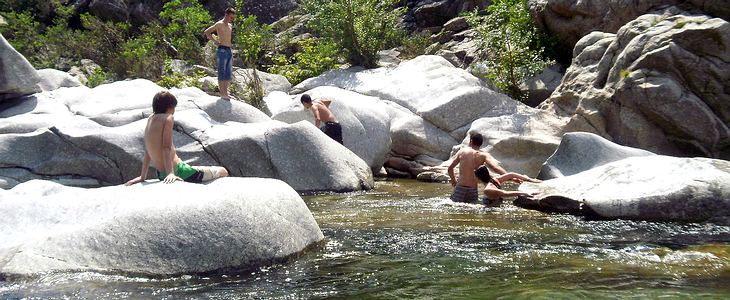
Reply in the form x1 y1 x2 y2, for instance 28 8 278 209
234 14 274 67
121 22 168 79
466 0 554 101
619 69 631 80
301 0 405 68
268 38 340 85
399 32 432 60
74 13 130 76
0 10 42 60
87 67 111 88
159 0 212 64
156 60 207 89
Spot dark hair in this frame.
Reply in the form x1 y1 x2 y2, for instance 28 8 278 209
152 91 178 114
300 94 312 104
470 133 483 147
475 165 501 188
225 7 235 15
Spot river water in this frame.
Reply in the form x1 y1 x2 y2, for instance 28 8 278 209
2 179 729 299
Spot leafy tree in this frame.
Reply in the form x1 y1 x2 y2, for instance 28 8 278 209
159 0 212 64
466 0 554 100
301 0 405 68
269 37 340 85
0 11 42 60
121 21 168 79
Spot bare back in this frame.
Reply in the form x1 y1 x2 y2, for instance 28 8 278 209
144 114 181 172
455 147 488 188
311 101 337 123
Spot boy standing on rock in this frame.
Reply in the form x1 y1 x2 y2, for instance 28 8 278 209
447 133 506 203
125 91 229 185
204 7 236 100
301 94 343 144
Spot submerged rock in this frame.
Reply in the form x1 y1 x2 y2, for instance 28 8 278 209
0 177 324 276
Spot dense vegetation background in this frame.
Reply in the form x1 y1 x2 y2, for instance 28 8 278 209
0 0 556 101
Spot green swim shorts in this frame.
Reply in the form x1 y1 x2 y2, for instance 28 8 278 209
157 162 209 183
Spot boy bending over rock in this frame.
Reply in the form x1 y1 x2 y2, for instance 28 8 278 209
125 91 229 185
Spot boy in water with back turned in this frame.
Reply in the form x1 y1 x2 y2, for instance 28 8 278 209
300 94 343 144
125 91 229 185
447 133 506 203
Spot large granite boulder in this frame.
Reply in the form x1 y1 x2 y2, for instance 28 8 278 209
0 177 324 276
518 155 730 225
538 132 656 179
540 9 730 159
0 79 373 192
453 107 567 176
37 69 83 92
266 87 392 171
293 55 520 133
528 0 730 53
0 34 41 101
291 55 572 176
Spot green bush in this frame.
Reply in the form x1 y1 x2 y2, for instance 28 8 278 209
0 10 43 63
121 22 168 79
399 32 432 60
268 37 340 85
159 0 212 64
301 0 405 68
156 60 207 90
466 0 554 101
87 67 111 88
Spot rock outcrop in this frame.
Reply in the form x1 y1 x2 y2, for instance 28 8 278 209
0 79 373 192
517 133 730 224
0 177 324 276
288 55 569 177
0 34 41 101
518 155 730 225
528 0 730 54
541 9 730 159
266 87 392 171
538 132 655 179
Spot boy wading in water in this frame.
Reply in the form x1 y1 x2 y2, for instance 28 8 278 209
204 7 236 100
300 94 343 144
125 91 229 185
448 133 506 203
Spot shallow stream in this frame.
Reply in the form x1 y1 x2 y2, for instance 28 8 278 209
2 179 729 298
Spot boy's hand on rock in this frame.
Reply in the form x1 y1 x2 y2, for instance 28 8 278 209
163 174 181 184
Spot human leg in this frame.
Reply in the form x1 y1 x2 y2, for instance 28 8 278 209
217 47 233 99
192 166 229 182
323 122 343 144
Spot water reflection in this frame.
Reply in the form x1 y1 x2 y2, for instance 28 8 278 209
2 179 729 298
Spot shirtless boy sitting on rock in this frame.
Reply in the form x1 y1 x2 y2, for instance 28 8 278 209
447 133 506 203
125 91 229 185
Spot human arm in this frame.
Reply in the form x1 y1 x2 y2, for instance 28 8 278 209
484 187 538 199
161 115 181 184
484 153 507 175
321 99 332 107
124 151 151 186
447 153 460 187
311 106 322 128
204 23 219 46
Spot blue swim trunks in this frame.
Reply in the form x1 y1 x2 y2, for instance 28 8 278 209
217 46 233 81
